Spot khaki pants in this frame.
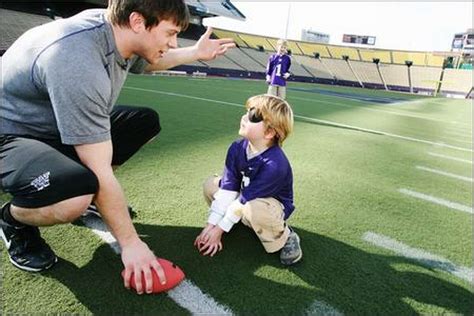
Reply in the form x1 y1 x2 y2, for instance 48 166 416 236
203 175 290 253
267 85 286 100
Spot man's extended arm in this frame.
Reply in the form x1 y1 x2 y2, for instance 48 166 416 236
145 27 234 72
75 140 165 294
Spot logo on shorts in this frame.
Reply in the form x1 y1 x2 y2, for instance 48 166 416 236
31 172 51 191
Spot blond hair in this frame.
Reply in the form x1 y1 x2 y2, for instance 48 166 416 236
245 94 294 146
277 39 288 47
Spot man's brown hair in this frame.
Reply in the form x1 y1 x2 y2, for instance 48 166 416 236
108 0 189 30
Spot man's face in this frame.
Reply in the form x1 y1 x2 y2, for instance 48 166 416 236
137 19 181 64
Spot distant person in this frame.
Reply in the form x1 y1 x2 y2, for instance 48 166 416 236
266 39 292 99
194 94 302 265
0 0 234 295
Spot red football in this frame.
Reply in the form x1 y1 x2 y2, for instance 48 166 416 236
122 258 185 293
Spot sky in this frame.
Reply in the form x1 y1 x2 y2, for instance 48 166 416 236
202 2 473 52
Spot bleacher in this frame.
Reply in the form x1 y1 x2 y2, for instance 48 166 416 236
392 51 426 66
205 55 244 71
440 68 473 94
379 63 409 88
224 47 265 72
350 61 383 85
425 54 445 67
327 45 360 60
239 47 268 68
322 58 358 82
359 49 392 63
410 66 443 90
238 33 272 50
297 42 331 58
0 8 53 54
266 38 304 55
206 28 473 96
2 5 469 97
288 59 313 77
293 55 334 79
213 28 248 48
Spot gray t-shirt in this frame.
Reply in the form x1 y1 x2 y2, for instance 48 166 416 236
1 9 148 145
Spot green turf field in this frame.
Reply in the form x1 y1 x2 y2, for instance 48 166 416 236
1 75 472 315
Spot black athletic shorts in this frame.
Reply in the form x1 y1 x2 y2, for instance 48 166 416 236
0 105 161 208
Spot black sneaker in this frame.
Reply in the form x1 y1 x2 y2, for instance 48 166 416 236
280 230 303 265
0 218 58 272
82 204 135 218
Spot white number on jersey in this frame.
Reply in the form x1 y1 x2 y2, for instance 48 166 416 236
275 64 282 77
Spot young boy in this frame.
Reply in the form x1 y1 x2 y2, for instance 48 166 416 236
266 39 292 100
194 94 302 265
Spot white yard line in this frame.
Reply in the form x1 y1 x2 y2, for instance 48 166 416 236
445 126 473 133
291 95 458 124
80 216 234 315
416 166 473 183
398 189 473 214
427 152 473 164
305 300 343 316
445 130 472 138
438 136 473 145
363 232 473 283
167 280 233 315
81 216 122 253
124 86 473 153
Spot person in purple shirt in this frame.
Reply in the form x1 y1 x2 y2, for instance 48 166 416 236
266 39 292 100
194 94 302 265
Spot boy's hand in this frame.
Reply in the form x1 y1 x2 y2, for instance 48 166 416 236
199 226 224 257
194 224 214 250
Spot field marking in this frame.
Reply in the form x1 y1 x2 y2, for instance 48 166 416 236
305 300 343 316
427 152 473 164
80 216 234 315
445 130 472 138
363 232 474 283
167 280 233 315
398 189 473 214
445 126 473 134
438 136 473 146
125 84 450 124
416 166 473 183
124 86 473 153
291 95 459 124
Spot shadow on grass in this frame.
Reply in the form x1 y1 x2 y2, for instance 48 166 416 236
40 223 472 315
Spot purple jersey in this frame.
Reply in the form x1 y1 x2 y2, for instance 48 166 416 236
266 53 291 87
220 138 295 219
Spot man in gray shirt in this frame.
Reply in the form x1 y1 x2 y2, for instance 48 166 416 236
0 0 234 295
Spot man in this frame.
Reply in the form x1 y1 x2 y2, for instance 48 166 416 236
0 0 234 295
266 39 291 100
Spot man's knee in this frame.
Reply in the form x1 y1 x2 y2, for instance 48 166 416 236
139 107 161 139
63 164 99 197
50 194 93 223
45 167 98 223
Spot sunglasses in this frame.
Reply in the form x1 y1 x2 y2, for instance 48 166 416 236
247 107 264 123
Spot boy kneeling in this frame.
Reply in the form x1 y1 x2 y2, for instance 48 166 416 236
194 94 302 265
